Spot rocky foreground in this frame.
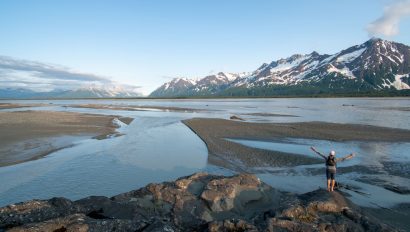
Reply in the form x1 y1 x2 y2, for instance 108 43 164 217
0 173 396 232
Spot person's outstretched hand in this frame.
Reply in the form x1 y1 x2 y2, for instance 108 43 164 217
351 153 356 157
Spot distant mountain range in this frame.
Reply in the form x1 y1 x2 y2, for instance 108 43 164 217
0 86 142 99
0 56 142 99
150 38 410 97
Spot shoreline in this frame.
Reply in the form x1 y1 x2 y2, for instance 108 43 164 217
0 111 133 167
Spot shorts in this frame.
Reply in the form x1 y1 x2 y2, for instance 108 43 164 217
326 169 335 180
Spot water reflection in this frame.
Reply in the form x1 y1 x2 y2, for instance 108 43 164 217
0 117 208 206
114 118 207 170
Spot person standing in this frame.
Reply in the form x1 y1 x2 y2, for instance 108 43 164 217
310 147 355 191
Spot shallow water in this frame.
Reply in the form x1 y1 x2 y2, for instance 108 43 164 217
0 118 208 205
0 98 409 207
227 137 410 207
226 138 410 165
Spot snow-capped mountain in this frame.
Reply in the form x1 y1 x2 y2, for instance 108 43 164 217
150 38 410 97
193 72 248 94
150 72 248 97
56 85 142 98
150 78 199 97
0 56 143 98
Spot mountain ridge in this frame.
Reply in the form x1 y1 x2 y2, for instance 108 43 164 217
0 85 142 99
150 38 410 97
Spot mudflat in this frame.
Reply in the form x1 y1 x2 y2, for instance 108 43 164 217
0 110 133 167
0 103 44 109
182 118 410 171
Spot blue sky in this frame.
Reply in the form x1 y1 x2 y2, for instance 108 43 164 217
0 0 409 94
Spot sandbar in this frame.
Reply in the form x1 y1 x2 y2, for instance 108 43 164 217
0 111 133 166
182 118 410 171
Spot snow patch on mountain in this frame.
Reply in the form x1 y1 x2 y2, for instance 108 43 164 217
327 65 356 79
319 54 338 65
220 72 239 81
270 55 310 73
392 74 410 90
336 48 366 63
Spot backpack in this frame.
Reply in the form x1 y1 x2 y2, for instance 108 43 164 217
326 156 336 166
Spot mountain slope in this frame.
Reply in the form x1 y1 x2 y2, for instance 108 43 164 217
149 72 248 97
149 78 198 98
150 39 410 97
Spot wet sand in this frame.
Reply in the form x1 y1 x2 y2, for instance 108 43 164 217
182 118 410 171
0 111 133 167
0 103 45 109
69 104 207 113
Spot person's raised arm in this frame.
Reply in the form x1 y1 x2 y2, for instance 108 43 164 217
336 153 355 162
310 146 326 159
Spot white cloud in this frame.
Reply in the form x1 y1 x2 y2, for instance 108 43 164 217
0 56 142 94
367 0 410 37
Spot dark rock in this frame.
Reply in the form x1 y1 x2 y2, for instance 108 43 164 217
0 197 78 229
208 219 258 232
0 173 398 231
229 115 245 121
